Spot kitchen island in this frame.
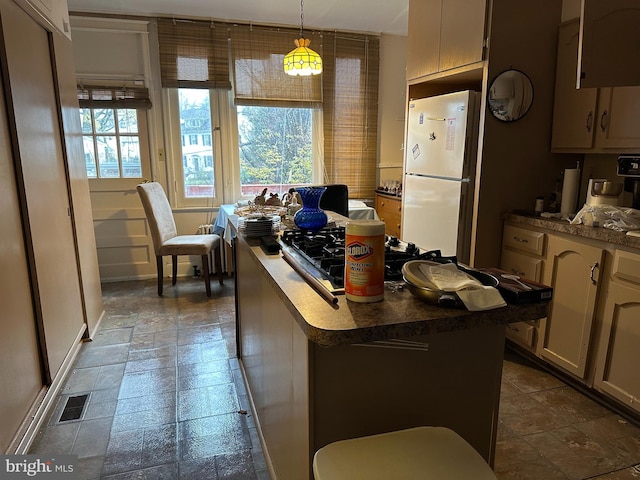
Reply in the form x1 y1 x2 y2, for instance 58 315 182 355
234 227 549 480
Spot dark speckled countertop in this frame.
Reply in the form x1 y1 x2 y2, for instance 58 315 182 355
504 213 640 250
238 233 550 348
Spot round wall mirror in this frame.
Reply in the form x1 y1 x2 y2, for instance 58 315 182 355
487 69 534 122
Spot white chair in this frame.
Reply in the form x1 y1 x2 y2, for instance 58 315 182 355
137 182 223 297
313 426 498 480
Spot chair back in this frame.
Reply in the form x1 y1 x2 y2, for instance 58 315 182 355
319 184 349 217
137 182 178 255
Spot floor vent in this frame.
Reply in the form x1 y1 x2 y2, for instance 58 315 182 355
59 394 89 422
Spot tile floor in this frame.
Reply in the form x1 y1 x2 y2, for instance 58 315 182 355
29 277 640 479
495 350 640 479
29 277 268 479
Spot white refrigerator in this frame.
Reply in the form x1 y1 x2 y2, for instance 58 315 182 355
401 90 480 264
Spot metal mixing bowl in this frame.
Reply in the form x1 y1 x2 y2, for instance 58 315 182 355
402 264 498 309
591 181 623 196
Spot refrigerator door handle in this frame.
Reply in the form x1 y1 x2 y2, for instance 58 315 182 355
427 117 446 121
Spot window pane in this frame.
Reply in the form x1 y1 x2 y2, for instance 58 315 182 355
118 109 138 133
83 135 97 178
93 109 116 134
179 89 215 198
237 105 313 197
120 136 142 178
80 109 92 134
96 135 119 177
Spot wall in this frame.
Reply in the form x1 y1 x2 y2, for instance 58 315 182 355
0 0 103 451
471 0 578 268
377 34 407 190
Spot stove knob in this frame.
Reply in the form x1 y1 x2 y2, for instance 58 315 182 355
388 236 399 247
405 242 417 255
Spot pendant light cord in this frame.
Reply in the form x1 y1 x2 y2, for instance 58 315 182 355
299 0 305 38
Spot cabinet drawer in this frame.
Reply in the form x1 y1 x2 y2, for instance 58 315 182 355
612 250 640 285
502 225 546 256
500 249 543 282
506 321 536 349
375 195 402 238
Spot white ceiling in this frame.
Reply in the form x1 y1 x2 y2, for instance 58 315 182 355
66 0 409 36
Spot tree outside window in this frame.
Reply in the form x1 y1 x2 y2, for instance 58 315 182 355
80 108 142 179
237 105 313 197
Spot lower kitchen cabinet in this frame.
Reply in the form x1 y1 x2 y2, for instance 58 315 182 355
540 235 604 380
375 193 402 238
502 217 640 418
594 250 640 414
500 224 546 351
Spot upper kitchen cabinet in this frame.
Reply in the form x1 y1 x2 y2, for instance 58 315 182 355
21 0 71 39
406 0 486 82
594 86 640 149
551 20 640 152
551 20 598 150
578 0 640 88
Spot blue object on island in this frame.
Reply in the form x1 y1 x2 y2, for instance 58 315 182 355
294 186 328 232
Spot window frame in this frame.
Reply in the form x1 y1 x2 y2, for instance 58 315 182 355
81 108 152 191
163 88 324 208
235 104 325 198
163 88 229 208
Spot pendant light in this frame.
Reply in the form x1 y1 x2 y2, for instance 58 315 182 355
283 0 322 76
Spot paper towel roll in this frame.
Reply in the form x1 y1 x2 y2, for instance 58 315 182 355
561 168 580 214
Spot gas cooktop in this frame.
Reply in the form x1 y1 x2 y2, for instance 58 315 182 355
280 227 456 294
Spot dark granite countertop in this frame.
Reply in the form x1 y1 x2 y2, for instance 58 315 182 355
237 233 550 348
504 213 640 250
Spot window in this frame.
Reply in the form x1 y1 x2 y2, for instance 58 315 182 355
158 19 379 206
80 108 142 178
237 105 315 197
177 89 215 199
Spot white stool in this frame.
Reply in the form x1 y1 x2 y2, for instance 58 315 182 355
313 426 497 480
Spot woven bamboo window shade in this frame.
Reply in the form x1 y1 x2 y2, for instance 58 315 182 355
230 24 322 107
157 18 231 89
77 85 151 109
156 17 379 199
322 33 379 199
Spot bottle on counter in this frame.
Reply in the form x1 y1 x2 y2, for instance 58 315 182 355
535 196 545 216
344 220 386 303
547 178 561 213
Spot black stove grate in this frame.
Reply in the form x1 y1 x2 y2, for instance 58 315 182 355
280 227 454 288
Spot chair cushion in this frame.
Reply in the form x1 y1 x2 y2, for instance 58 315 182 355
313 426 497 480
158 234 220 256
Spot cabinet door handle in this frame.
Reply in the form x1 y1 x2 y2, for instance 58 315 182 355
600 110 608 133
590 262 599 285
586 111 593 132
513 236 529 243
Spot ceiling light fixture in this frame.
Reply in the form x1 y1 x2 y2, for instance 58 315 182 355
283 0 322 76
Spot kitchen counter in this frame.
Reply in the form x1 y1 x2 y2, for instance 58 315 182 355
244 234 549 348
234 218 551 479
504 212 640 250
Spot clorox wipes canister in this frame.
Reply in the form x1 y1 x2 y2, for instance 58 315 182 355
344 220 386 302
